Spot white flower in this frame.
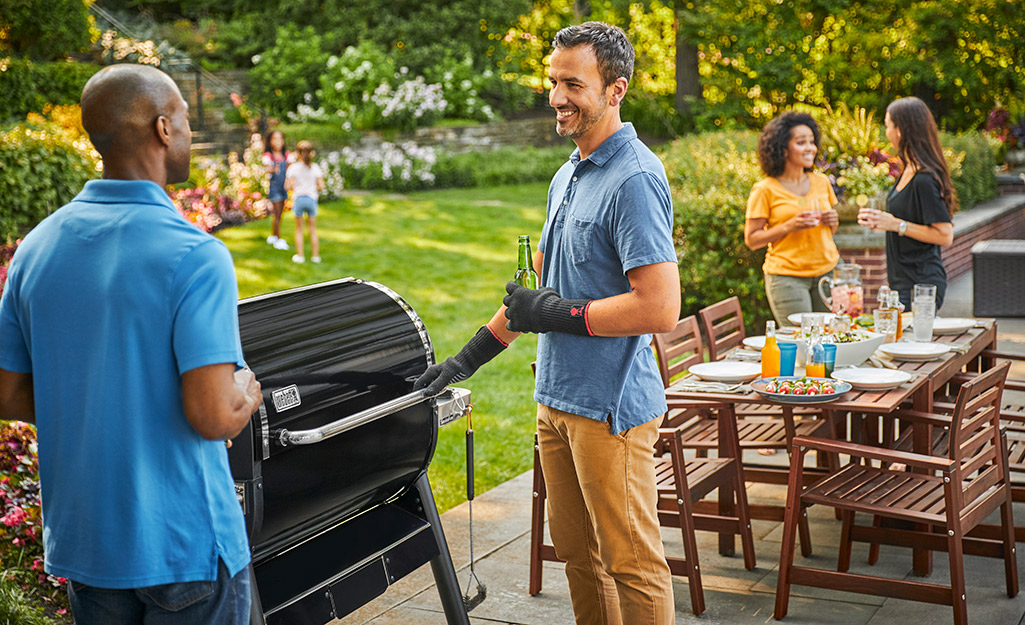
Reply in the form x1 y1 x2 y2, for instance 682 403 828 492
461 80 472 90
251 54 262 65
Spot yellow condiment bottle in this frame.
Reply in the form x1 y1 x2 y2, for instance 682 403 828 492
761 320 781 378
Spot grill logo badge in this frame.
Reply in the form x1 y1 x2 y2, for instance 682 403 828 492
272 384 302 412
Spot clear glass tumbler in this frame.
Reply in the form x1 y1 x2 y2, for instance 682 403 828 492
912 283 936 342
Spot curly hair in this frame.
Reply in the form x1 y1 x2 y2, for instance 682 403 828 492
756 112 821 178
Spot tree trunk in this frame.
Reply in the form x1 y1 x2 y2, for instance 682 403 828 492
675 11 701 115
574 0 591 22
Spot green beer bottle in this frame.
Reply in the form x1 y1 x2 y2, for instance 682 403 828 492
515 235 538 289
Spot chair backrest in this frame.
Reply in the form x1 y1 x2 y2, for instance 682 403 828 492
652 316 704 388
698 297 746 361
948 361 1011 513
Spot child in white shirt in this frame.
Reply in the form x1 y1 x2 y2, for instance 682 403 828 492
285 140 325 263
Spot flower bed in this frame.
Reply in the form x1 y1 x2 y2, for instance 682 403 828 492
0 422 69 622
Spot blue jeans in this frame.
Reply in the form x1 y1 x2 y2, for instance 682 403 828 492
68 559 251 625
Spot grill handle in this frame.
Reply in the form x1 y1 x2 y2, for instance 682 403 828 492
275 388 439 447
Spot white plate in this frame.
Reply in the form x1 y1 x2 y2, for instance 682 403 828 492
930 317 975 335
830 367 914 390
786 312 837 326
877 342 950 361
743 335 800 351
688 361 763 383
743 336 765 350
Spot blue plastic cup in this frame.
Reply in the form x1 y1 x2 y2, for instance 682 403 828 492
779 343 797 376
822 344 837 377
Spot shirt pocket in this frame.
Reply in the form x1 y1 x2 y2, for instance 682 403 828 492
567 218 594 265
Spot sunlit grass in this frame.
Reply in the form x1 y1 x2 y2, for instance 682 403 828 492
218 183 549 511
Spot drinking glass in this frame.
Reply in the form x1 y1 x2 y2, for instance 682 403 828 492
779 343 797 376
912 283 936 342
822 344 837 378
913 284 937 302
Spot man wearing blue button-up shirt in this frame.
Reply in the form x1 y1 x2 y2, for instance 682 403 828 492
416 22 680 625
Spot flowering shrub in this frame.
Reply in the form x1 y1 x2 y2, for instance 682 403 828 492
0 105 101 241
171 134 271 232
319 142 570 193
324 142 436 192
424 54 497 122
297 41 514 131
0 241 19 299
834 157 893 201
0 421 69 618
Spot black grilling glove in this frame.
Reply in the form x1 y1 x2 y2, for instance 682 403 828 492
413 326 507 396
503 282 594 336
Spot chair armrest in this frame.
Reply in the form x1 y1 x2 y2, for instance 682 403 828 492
792 436 955 472
889 408 954 428
981 349 1025 362
945 370 1025 392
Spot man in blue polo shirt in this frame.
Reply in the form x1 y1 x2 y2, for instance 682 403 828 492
0 65 263 623
416 22 680 625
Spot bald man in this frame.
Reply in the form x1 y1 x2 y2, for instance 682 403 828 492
0 64 262 624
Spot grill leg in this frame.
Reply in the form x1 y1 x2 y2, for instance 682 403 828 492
248 562 265 625
414 473 471 625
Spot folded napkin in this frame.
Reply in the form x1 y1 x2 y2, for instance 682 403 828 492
668 380 752 394
947 341 971 355
727 350 762 362
867 355 897 369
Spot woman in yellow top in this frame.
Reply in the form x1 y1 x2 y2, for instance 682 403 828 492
745 111 840 326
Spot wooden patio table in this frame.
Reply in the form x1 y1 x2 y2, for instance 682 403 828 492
663 320 998 575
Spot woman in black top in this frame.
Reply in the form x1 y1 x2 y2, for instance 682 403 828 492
857 96 956 308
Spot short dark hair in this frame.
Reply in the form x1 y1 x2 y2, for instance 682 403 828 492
756 111 821 177
553 21 634 87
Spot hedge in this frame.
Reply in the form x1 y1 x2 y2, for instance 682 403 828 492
0 60 100 124
0 120 100 241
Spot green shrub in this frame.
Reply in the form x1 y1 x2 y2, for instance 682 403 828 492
322 143 570 194
621 90 687 139
0 60 100 124
249 25 329 118
273 122 357 152
0 119 100 240
940 131 998 212
658 131 772 332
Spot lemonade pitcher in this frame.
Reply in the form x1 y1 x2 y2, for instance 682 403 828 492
817 263 864 317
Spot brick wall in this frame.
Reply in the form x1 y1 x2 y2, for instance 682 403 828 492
835 246 889 312
941 207 1025 280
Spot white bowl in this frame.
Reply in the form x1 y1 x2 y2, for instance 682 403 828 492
789 331 886 367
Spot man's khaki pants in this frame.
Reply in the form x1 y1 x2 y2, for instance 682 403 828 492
536 403 674 625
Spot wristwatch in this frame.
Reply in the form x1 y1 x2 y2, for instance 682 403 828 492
897 220 908 236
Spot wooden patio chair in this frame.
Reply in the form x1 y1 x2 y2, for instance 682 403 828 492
527 369 755 614
687 303 839 554
774 362 1018 625
655 314 831 457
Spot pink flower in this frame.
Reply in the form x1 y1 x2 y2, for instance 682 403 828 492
2 506 26 527
230 93 243 107
57 609 67 615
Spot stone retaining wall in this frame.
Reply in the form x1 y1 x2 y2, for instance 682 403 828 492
354 116 565 153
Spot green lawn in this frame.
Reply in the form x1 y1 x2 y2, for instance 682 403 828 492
217 184 548 511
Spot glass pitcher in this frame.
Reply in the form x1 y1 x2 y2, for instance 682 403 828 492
817 263 864 317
